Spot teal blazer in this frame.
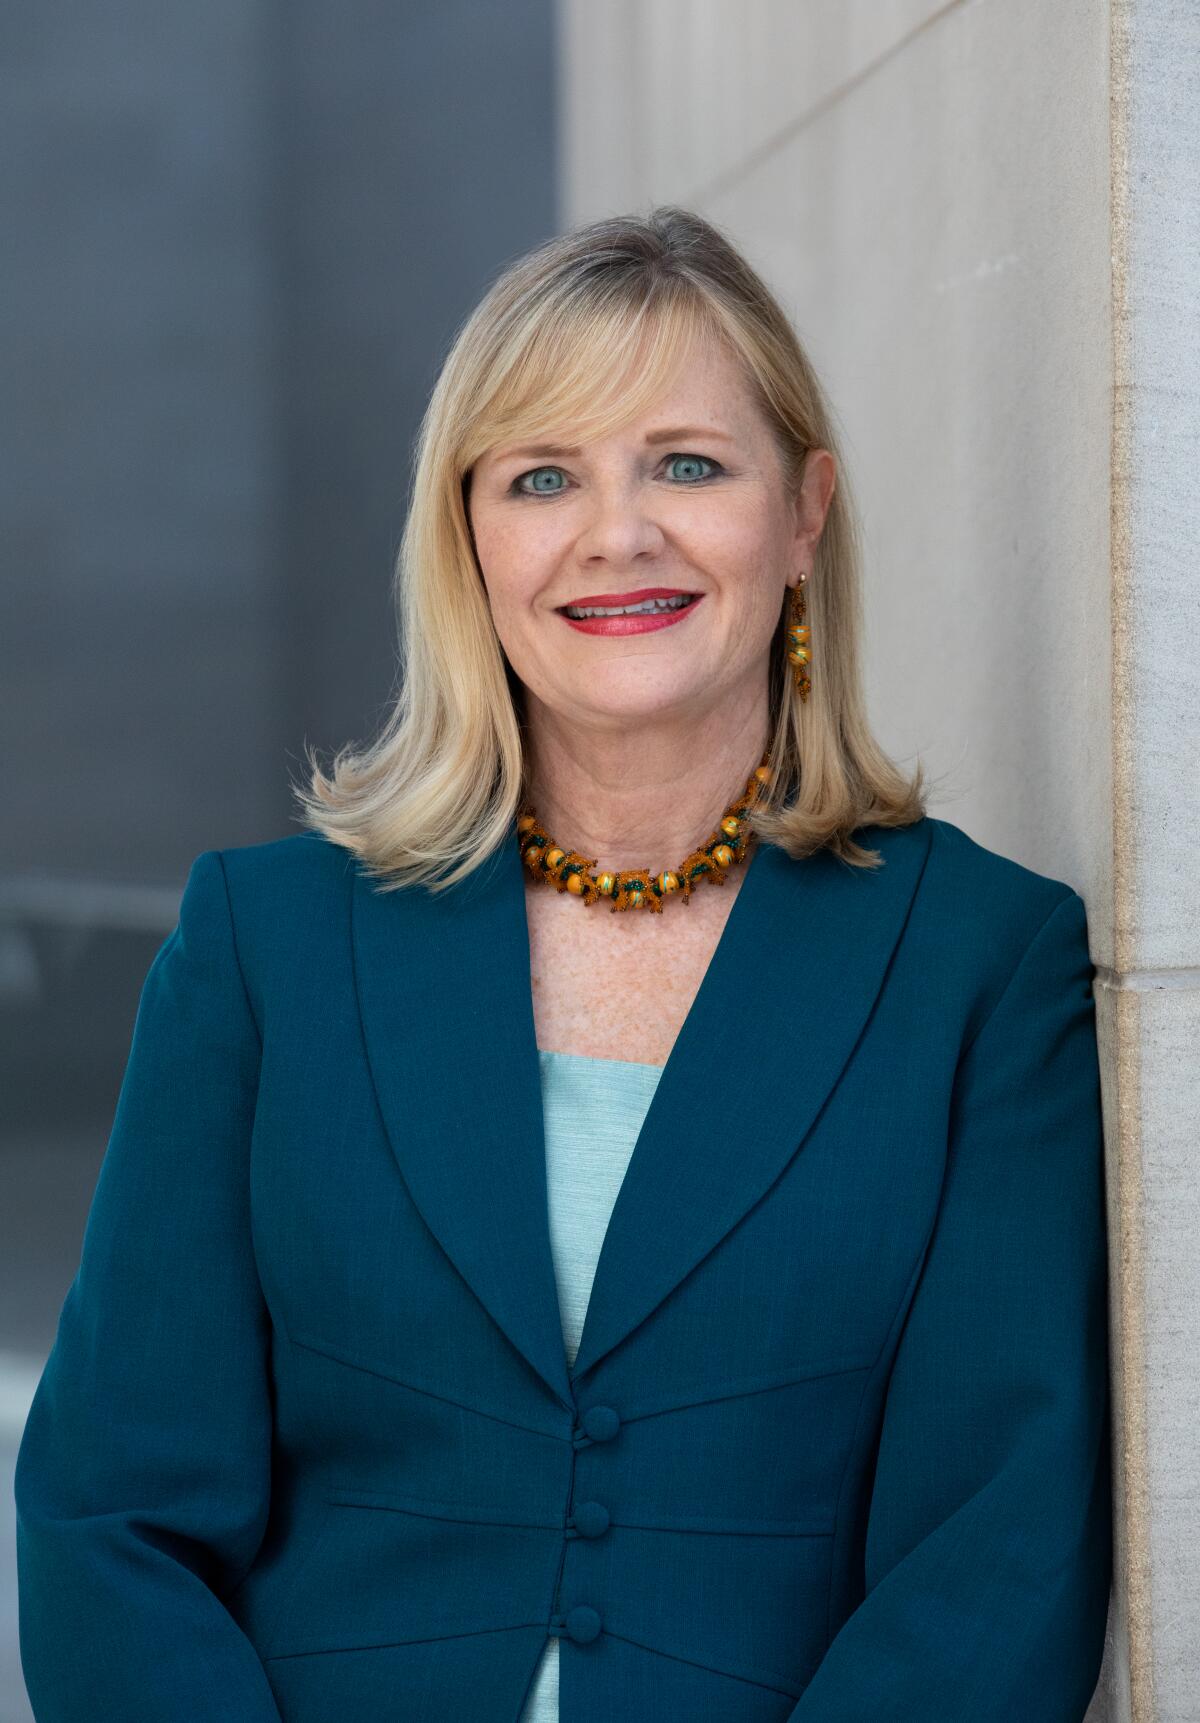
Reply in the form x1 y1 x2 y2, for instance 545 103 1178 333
15 812 1112 1720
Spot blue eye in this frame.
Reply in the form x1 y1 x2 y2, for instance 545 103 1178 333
511 454 722 498
514 467 568 496
664 453 720 483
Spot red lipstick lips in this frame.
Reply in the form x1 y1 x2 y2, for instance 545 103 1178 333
558 586 696 609
557 587 703 638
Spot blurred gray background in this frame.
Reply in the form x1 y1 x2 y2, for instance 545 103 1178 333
1 4 558 1715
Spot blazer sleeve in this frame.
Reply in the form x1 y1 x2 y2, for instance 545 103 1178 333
14 849 283 1721
784 888 1113 1723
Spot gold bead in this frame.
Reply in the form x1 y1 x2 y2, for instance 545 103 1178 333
517 768 767 913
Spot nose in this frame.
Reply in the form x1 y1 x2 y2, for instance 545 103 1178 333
573 480 666 564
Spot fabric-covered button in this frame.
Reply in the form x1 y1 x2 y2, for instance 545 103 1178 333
564 1604 602 1644
572 1500 610 1539
581 1404 620 1442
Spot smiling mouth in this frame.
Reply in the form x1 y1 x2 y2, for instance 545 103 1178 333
558 594 699 620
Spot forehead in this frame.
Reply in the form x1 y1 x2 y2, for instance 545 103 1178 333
482 335 766 466
630 337 760 425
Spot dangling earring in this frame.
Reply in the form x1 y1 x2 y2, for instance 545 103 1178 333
785 576 811 702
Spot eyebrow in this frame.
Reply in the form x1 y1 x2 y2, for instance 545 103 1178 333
495 425 739 462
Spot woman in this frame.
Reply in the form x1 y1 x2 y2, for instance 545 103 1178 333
15 207 1112 1721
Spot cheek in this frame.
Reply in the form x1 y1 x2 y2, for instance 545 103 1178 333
471 533 553 676
472 509 559 608
682 497 775 581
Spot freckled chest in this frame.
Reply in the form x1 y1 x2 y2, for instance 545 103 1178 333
523 874 746 1067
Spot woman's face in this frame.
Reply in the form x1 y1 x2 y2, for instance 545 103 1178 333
467 334 834 738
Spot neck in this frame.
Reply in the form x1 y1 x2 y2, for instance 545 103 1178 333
522 697 769 875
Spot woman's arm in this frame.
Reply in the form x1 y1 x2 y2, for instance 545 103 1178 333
15 849 283 1721
785 889 1113 1722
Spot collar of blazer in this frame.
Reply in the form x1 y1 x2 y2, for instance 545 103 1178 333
350 808 934 1415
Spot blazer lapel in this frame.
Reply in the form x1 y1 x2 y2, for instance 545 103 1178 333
352 831 576 1413
569 813 933 1381
351 810 934 1409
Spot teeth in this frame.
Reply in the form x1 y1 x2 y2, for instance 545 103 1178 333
565 594 694 619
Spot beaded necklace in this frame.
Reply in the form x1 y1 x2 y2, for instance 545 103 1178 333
516 756 773 914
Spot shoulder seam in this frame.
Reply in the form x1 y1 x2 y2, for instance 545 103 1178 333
958 886 1080 1065
213 849 264 1051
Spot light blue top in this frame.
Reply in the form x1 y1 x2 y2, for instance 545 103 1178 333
519 1048 665 1723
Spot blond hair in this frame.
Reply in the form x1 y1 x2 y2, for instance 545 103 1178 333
292 205 927 890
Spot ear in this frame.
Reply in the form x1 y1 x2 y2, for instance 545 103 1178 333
790 449 837 581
